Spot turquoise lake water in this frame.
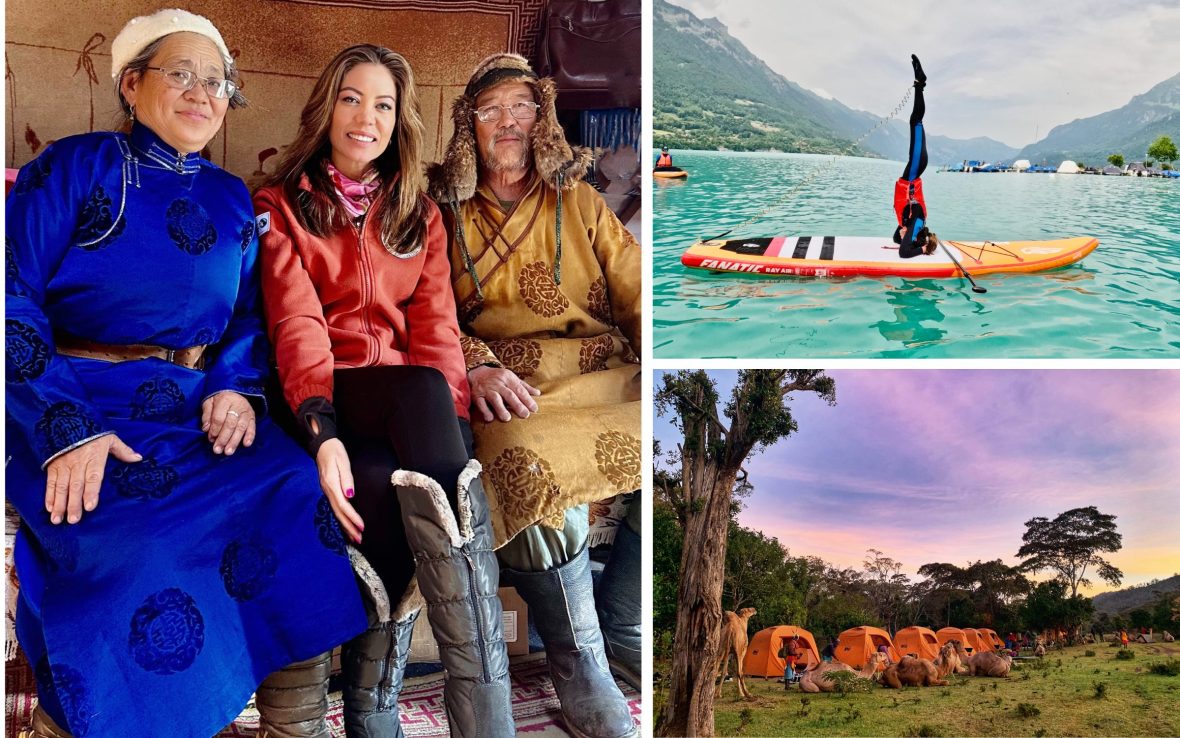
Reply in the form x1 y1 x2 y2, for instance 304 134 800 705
652 151 1180 358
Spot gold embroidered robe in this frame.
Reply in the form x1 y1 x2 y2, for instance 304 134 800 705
449 175 641 546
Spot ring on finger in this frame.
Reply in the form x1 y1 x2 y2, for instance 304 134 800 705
226 410 241 418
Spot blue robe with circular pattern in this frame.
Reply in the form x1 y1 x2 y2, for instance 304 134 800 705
5 123 367 738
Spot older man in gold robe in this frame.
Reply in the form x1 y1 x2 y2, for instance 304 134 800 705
429 53 640 738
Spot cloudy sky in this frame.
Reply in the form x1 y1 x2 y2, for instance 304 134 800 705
654 370 1180 593
667 0 1180 147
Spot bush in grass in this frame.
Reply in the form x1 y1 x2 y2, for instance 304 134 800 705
1035 729 1048 737
1094 681 1108 699
1148 658 1180 676
1015 703 1041 718
824 670 874 694
1084 650 1096 657
1116 650 1136 661
736 707 754 734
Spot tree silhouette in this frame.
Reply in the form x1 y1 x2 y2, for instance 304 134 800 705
1017 506 1122 598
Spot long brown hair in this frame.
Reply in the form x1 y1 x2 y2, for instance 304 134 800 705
267 44 428 254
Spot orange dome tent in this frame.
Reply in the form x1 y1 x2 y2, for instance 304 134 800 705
893 626 940 660
936 627 971 653
979 628 1005 650
962 628 993 653
835 626 897 670
743 625 821 678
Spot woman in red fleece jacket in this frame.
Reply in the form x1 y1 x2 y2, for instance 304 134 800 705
254 45 514 737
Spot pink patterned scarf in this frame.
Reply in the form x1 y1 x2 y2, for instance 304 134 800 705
326 162 381 219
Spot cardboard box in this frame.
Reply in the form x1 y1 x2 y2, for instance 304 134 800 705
498 586 530 657
409 586 530 662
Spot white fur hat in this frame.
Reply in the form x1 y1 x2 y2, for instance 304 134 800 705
110 8 232 81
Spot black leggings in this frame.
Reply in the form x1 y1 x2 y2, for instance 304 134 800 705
333 365 474 600
897 84 928 258
902 83 927 182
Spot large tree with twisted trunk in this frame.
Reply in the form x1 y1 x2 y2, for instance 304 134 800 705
654 370 836 737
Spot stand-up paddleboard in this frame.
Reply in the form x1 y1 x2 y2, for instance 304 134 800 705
654 166 688 179
681 235 1098 278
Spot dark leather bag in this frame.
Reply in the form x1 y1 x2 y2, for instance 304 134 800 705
536 0 641 110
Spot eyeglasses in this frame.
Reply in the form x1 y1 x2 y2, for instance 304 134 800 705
474 101 540 123
147 67 238 100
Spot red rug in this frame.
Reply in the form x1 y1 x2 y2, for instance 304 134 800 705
5 651 640 737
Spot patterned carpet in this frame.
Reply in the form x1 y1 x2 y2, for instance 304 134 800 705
5 651 640 737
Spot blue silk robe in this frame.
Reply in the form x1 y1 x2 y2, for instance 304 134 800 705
5 123 366 737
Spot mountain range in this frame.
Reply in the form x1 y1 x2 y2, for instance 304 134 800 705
1091 575 1180 617
655 0 1178 166
1016 73 1180 166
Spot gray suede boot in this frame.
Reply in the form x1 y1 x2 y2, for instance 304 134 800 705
504 548 638 738
342 607 419 737
256 652 332 738
595 520 641 690
391 461 515 738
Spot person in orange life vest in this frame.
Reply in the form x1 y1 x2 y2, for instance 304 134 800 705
656 146 674 169
893 54 937 258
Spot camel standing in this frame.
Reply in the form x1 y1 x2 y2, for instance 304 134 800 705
798 651 887 693
880 642 961 689
715 608 757 699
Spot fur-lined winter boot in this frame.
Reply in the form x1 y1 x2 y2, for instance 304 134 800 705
391 460 515 738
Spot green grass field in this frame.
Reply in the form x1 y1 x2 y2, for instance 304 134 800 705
654 643 1180 737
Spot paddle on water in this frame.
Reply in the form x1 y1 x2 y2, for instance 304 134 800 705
935 235 987 294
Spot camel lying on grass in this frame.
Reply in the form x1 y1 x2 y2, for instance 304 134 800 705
798 652 888 693
880 642 962 688
715 608 757 699
964 650 1014 677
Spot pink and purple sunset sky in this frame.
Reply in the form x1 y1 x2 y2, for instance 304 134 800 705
654 370 1180 593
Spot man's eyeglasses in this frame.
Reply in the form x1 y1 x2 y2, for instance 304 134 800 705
474 101 540 123
147 67 238 100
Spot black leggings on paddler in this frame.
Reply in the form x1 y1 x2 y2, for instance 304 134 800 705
271 365 473 601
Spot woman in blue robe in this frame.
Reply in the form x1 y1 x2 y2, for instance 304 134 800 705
5 9 366 737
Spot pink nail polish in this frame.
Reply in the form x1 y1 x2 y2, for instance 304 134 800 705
344 488 354 499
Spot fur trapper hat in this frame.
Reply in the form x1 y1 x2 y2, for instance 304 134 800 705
427 53 592 204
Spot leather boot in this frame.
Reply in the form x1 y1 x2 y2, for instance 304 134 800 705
391 461 515 738
595 520 641 690
256 652 332 738
342 607 419 738
504 548 637 738
19 706 72 738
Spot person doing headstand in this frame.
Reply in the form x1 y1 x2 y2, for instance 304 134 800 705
893 54 937 258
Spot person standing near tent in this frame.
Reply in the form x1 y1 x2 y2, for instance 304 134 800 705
821 636 837 662
1120 629 1130 648
893 54 937 258
780 635 801 688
